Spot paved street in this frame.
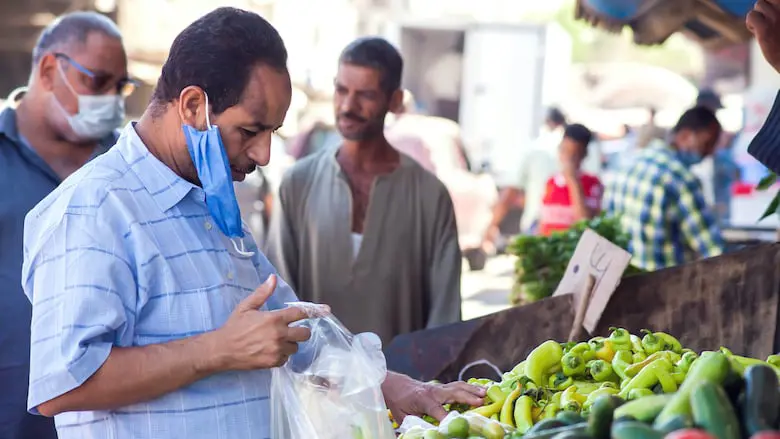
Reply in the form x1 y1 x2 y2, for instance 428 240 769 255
461 255 515 321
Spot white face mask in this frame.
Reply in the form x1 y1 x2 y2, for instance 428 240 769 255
55 64 125 140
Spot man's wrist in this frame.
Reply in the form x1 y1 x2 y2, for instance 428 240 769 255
194 330 231 375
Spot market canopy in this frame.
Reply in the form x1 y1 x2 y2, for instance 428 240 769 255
576 0 754 48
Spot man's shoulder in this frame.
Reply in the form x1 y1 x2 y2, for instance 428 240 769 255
26 148 136 228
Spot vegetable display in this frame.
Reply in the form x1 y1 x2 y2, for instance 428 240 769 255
396 328 780 439
506 214 644 305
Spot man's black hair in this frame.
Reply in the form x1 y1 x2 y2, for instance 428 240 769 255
564 123 593 148
151 7 288 115
32 11 122 66
672 106 721 134
339 37 403 95
547 107 567 126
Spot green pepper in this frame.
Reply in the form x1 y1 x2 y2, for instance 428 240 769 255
675 351 697 373
583 387 619 410
571 342 597 362
654 332 682 354
571 380 603 395
562 351 587 377
467 378 494 387
627 388 655 400
618 357 673 399
509 360 526 377
630 334 646 355
541 401 560 420
561 386 587 408
721 350 780 380
625 352 671 377
588 336 605 351
612 350 634 381
486 385 508 405
561 341 577 354
654 365 678 393
767 354 780 368
608 327 632 351
632 352 647 363
589 360 616 382
548 372 574 391
525 340 564 386
640 329 663 355
514 395 535 434
671 371 686 385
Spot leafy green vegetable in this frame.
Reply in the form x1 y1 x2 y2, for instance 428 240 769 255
507 214 641 305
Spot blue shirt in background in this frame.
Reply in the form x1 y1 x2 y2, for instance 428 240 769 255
0 105 114 439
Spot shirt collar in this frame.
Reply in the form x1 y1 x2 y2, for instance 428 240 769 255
0 105 21 143
117 123 200 212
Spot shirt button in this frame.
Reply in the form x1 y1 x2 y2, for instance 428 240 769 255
205 221 213 231
227 271 234 280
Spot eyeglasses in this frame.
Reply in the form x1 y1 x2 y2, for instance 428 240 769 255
54 52 140 97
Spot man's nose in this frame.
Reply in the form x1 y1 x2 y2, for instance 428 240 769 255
247 134 272 166
339 94 358 114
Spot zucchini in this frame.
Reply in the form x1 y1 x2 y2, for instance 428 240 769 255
551 431 592 439
523 423 588 439
654 351 731 427
614 394 673 423
587 395 623 439
654 414 694 435
690 381 740 439
556 411 586 426
611 421 664 439
526 418 568 434
742 365 780 435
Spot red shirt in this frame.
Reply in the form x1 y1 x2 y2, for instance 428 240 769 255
539 173 603 236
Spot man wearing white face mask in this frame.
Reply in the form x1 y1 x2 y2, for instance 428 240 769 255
0 11 134 439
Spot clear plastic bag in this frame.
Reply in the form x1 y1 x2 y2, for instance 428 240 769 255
270 302 396 439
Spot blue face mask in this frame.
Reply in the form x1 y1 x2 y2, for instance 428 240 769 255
183 92 254 257
677 150 704 167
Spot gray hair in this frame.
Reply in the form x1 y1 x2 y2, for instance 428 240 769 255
31 11 122 66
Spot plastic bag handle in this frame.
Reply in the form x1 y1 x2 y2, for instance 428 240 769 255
458 359 502 382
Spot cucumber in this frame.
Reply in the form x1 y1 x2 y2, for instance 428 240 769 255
741 365 780 435
690 381 740 439
522 423 588 439
654 351 731 427
556 411 586 426
611 421 664 439
587 395 622 439
526 418 568 434
654 414 693 435
551 431 592 439
614 394 673 423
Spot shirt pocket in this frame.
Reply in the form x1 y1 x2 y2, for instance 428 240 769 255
134 284 230 345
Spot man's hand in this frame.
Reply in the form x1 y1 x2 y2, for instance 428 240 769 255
383 373 486 422
211 274 312 370
747 0 780 73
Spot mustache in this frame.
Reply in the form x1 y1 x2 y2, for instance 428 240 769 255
338 112 367 123
231 163 257 174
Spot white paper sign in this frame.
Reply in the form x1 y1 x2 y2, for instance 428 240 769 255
552 228 632 333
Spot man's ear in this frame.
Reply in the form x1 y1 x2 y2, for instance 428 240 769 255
36 53 59 91
388 89 404 114
178 86 207 129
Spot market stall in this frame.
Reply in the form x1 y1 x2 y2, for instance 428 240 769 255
386 242 780 383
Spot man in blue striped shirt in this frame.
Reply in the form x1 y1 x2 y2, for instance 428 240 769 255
21 7 484 439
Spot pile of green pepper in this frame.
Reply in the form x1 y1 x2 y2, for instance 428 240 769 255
506 214 644 305
397 328 780 439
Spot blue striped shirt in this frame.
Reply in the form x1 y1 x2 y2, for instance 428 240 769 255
21 124 297 439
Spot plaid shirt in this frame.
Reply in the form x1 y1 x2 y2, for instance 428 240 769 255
22 124 296 439
604 146 725 271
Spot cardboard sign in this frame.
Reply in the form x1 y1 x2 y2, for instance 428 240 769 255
552 228 632 334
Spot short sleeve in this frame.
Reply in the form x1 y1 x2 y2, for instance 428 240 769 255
22 213 137 413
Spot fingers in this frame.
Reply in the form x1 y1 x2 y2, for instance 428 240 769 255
748 0 777 36
434 383 486 407
236 275 277 312
424 402 449 422
273 305 311 324
286 326 312 343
